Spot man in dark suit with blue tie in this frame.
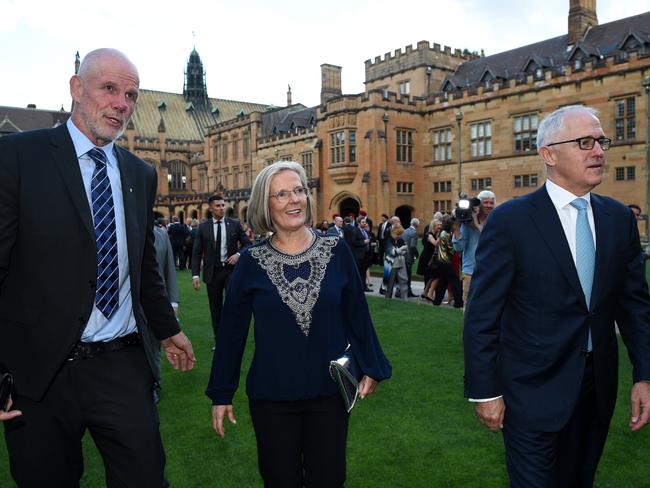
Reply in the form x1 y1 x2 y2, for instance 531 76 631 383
464 105 650 487
0 48 195 487
191 195 250 344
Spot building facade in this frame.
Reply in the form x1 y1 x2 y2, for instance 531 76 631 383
195 1 650 234
3 1 649 234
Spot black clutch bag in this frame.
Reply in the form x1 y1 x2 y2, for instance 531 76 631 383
0 372 14 411
329 347 362 413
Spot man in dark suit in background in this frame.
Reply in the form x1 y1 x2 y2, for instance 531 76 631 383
0 48 195 487
343 216 371 291
167 215 190 270
464 105 650 487
192 195 250 345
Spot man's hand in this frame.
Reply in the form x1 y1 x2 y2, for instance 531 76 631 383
212 404 236 438
475 398 505 432
192 276 201 291
0 397 22 422
629 381 650 431
161 331 196 371
358 375 378 399
226 253 240 266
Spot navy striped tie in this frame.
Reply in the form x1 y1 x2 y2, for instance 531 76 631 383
88 147 119 318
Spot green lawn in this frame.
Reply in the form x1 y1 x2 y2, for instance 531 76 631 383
1 271 649 487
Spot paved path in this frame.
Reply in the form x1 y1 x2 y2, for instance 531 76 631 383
363 274 426 302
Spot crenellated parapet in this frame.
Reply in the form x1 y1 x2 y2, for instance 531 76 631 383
365 40 479 84
257 126 316 147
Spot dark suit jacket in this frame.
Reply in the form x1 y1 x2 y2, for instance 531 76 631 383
0 124 180 401
167 222 190 247
191 217 250 284
343 224 366 260
463 186 650 431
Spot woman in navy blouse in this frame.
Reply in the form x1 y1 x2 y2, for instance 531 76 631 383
206 161 391 487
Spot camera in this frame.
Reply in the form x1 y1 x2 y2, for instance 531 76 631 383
455 197 481 223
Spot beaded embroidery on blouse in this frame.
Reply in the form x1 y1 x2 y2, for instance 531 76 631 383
250 234 337 336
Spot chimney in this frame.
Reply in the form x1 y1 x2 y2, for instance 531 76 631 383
568 0 598 45
320 64 342 105
287 84 292 106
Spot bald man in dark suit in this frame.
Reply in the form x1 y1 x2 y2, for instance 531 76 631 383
0 48 195 488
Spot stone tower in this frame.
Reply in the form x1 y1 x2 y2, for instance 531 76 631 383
183 48 209 107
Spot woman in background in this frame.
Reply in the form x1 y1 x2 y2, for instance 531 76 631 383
384 222 408 300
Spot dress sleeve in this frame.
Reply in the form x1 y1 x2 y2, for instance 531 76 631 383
338 241 392 381
205 251 254 404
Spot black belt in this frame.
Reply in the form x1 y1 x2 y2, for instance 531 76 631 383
215 262 229 268
67 332 141 362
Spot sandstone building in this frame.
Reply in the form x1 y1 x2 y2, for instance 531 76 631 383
2 0 649 234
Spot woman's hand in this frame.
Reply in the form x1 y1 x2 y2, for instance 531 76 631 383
358 375 378 399
212 404 237 438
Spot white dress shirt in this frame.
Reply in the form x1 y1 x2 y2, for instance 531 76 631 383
66 118 137 342
213 218 227 263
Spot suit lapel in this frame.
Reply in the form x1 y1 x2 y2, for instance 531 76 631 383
116 147 140 275
528 187 585 305
49 125 95 242
590 194 612 309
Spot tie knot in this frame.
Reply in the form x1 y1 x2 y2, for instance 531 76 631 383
215 220 222 225
88 147 108 167
570 198 588 212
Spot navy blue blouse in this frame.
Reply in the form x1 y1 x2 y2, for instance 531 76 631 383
205 233 392 405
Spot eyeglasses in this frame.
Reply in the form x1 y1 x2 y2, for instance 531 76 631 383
546 136 611 151
269 186 307 203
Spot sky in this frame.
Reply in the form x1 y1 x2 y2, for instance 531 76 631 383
1 0 648 111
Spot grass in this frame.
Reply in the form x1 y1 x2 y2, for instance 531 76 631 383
1 270 649 487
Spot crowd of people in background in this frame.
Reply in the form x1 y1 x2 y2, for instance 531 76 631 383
161 188 499 309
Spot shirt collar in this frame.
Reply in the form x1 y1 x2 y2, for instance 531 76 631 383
66 118 116 162
545 178 591 210
213 217 224 224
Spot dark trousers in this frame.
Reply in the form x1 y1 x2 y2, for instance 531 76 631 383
3 345 166 488
502 357 609 488
405 256 414 292
248 394 349 488
206 265 232 343
433 261 463 307
172 243 185 269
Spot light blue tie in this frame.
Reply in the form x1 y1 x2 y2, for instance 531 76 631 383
570 198 594 351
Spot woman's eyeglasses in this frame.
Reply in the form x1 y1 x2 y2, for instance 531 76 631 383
270 186 307 203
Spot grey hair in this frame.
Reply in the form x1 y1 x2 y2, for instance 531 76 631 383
477 190 496 204
247 161 313 235
410 218 420 226
536 105 599 148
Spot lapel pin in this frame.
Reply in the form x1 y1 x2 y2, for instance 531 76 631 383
129 188 133 192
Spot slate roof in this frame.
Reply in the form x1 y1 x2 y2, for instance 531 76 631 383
259 104 311 137
440 11 650 91
133 89 270 141
0 105 69 135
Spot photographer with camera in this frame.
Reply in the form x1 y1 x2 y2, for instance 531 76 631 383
452 190 495 305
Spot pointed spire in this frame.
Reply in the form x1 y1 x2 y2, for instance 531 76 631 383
184 46 208 107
